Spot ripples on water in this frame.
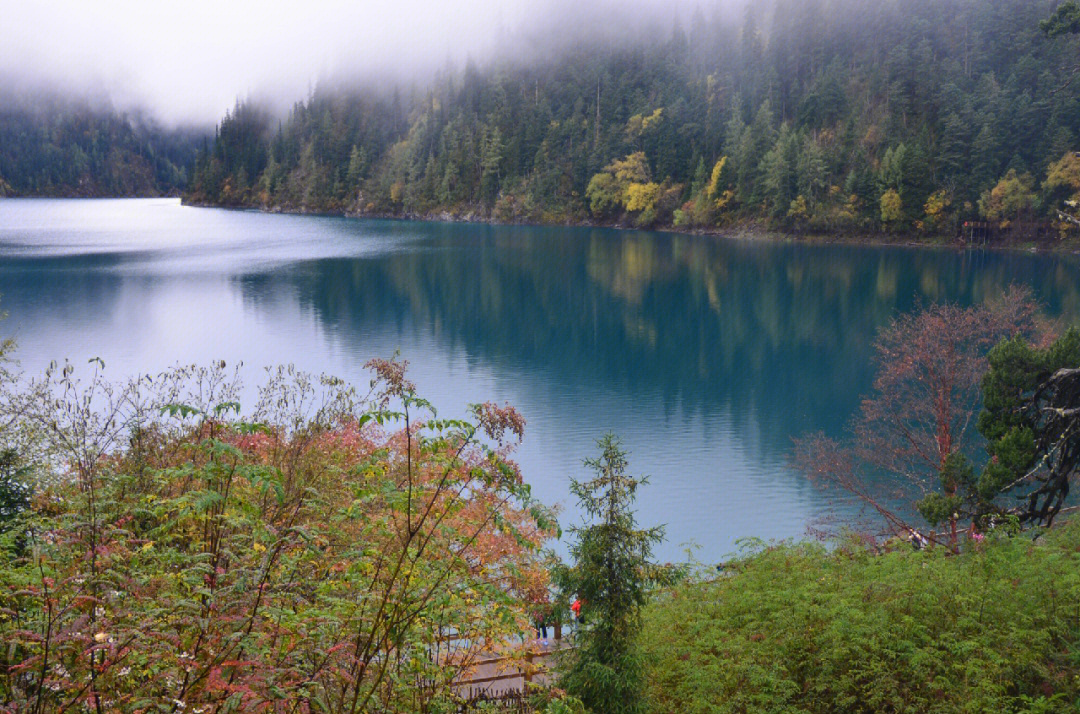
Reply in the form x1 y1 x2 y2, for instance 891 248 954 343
1 198 1078 560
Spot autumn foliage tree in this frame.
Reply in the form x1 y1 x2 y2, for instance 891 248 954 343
978 169 1037 226
1044 151 1080 230
586 153 647 218
0 359 560 713
879 188 903 226
795 287 1041 548
583 151 682 228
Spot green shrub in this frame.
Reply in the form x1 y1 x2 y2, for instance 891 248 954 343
641 527 1080 713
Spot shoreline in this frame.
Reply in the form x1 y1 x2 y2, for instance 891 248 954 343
181 198 1080 256
6 193 1074 256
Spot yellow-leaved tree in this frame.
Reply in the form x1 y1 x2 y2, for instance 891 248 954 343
624 109 664 144
1045 151 1080 229
585 152 653 219
707 157 728 203
788 195 810 221
625 182 662 213
979 169 1036 226
922 189 952 233
880 188 903 225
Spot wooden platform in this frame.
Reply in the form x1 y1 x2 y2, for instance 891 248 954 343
453 638 570 699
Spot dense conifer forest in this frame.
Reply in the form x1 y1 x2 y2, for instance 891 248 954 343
0 89 201 197
184 0 1080 238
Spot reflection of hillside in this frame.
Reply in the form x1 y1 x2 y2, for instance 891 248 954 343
0 254 128 328
237 223 1080 457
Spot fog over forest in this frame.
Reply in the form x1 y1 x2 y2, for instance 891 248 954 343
2 0 715 125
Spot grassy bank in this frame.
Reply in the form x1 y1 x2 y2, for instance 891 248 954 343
641 527 1080 713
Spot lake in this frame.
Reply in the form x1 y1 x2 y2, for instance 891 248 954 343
2 198 1078 561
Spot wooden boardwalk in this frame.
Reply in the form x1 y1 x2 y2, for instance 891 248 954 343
453 637 570 699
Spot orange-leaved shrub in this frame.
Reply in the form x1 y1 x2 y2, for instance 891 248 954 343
0 359 558 713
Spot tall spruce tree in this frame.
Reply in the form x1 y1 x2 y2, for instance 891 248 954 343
555 435 666 714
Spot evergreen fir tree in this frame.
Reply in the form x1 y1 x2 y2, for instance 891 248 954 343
555 435 666 714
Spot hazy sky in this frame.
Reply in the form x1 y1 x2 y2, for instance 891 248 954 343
2 0 548 125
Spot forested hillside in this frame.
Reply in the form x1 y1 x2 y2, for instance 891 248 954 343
0 90 203 197
187 0 1080 237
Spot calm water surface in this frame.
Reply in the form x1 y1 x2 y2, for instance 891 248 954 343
2 198 1079 560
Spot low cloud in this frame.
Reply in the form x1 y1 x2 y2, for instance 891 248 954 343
4 0 727 126
3 0 533 125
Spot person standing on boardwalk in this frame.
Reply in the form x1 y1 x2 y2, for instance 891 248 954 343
531 589 552 641
570 598 584 625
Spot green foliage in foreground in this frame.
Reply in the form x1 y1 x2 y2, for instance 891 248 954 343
641 527 1080 714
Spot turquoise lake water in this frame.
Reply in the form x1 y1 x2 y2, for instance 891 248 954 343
2 197 1078 560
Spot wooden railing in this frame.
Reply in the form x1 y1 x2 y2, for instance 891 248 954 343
453 641 570 699
961 219 1052 244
